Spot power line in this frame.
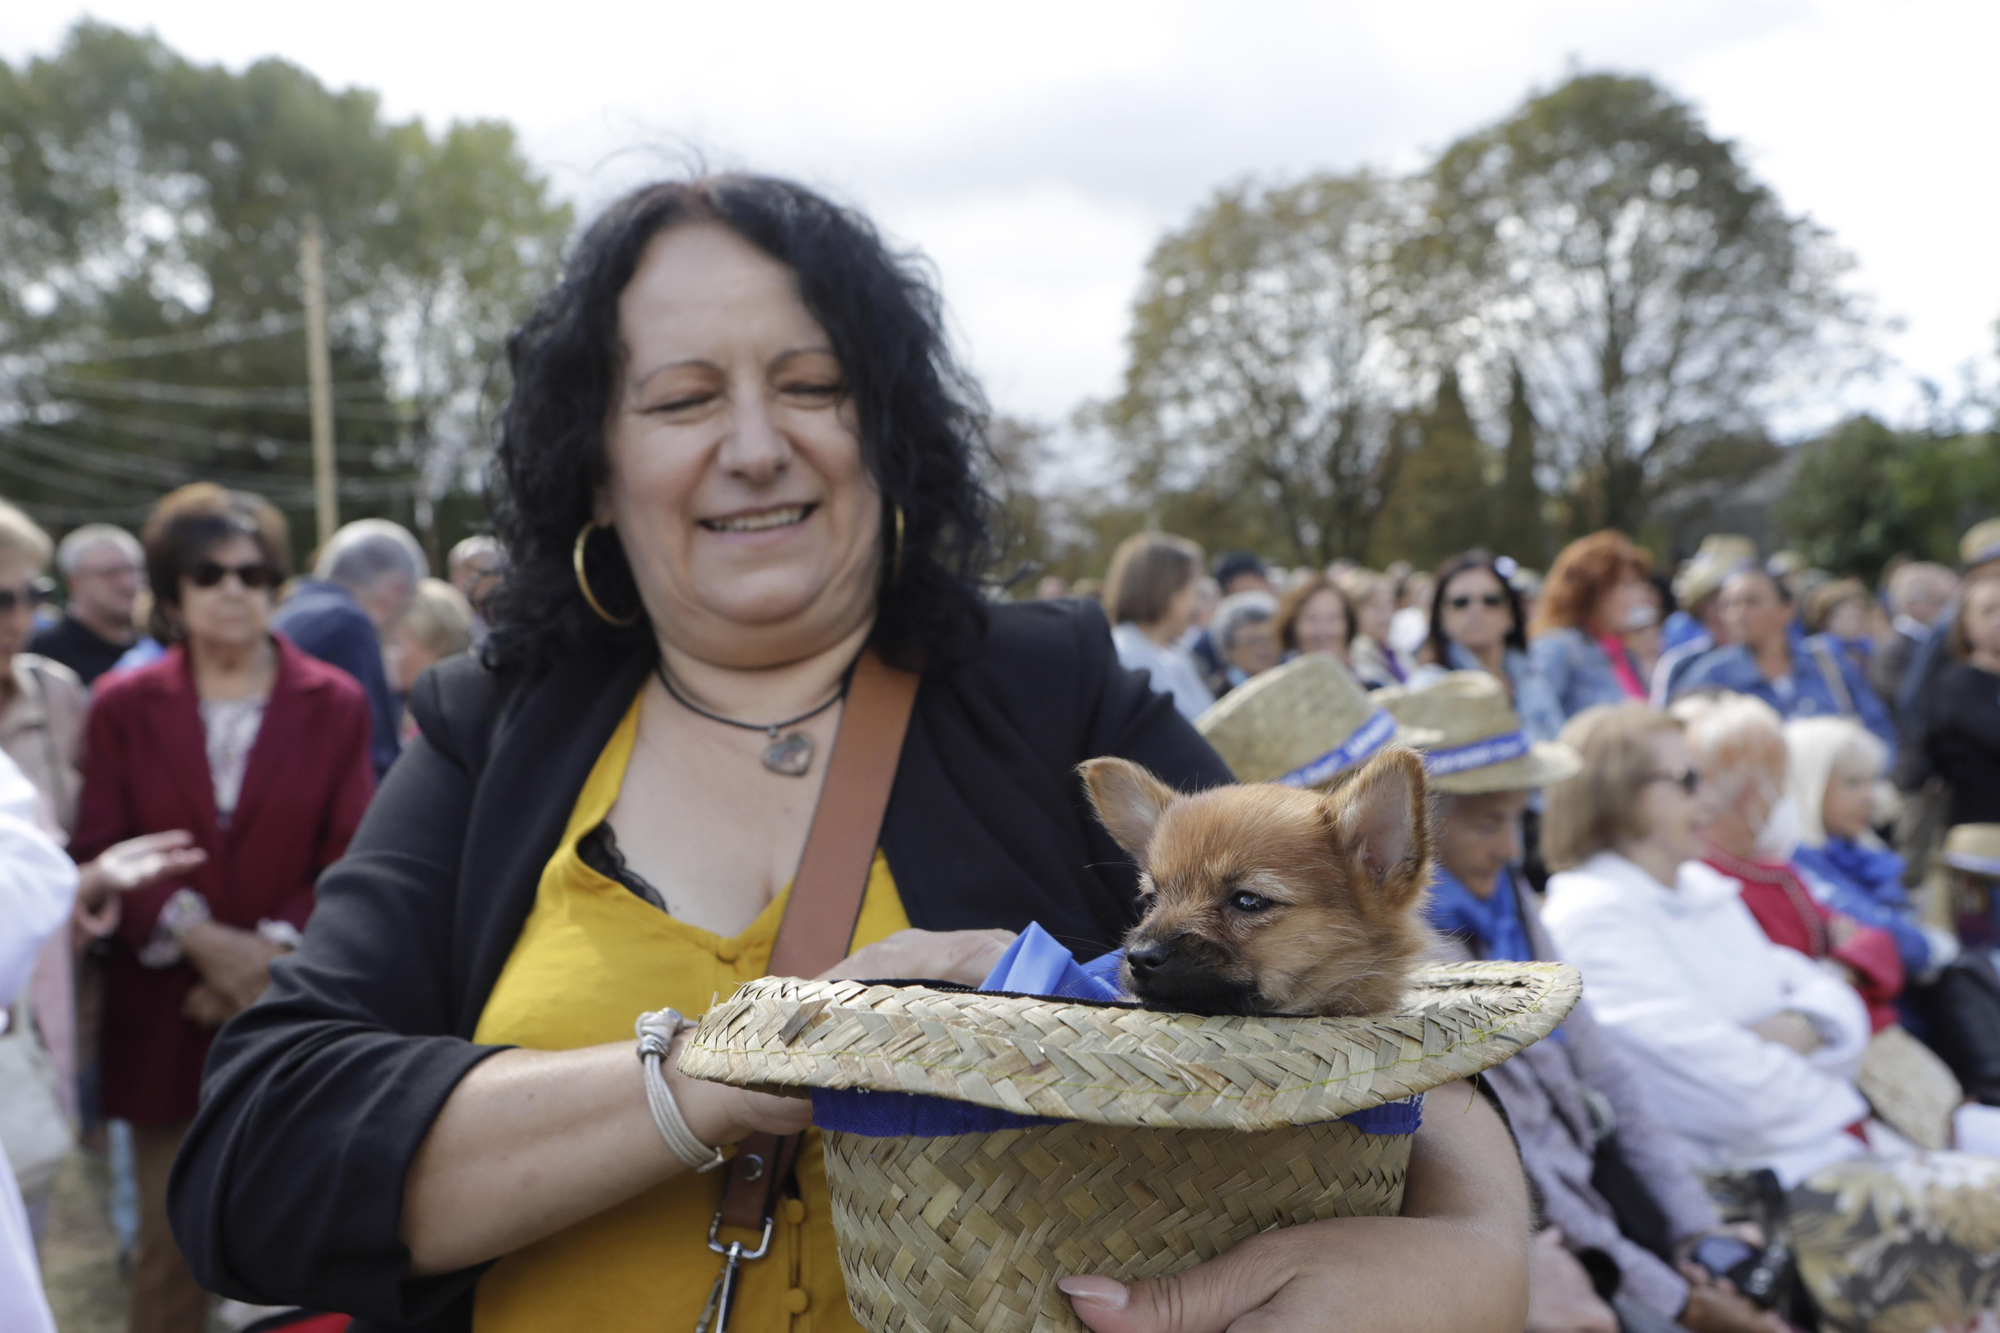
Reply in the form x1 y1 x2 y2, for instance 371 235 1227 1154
35 314 309 365
40 372 411 417
60 405 387 466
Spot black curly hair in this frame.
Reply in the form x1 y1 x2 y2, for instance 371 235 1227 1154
483 174 1001 678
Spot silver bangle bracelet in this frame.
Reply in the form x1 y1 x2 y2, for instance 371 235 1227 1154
636 1009 726 1173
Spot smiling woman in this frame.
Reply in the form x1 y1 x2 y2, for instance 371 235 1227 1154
168 174 1532 1333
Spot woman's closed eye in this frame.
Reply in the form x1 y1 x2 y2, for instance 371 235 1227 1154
780 379 843 403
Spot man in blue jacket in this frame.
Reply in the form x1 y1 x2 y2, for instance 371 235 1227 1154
272 519 426 776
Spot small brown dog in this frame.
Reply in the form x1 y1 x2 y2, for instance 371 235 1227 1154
1080 746 1434 1017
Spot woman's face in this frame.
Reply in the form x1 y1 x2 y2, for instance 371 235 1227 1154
1963 579 2000 657
1438 567 1512 654
1357 587 1394 642
1821 756 1876 842
602 223 882 667
1293 588 1350 658
177 534 273 654
1158 575 1202 640
1599 576 1652 636
1824 597 1869 641
0 555 41 664
1224 619 1280 679
1631 730 1707 868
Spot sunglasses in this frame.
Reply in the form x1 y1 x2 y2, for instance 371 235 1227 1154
1645 768 1701 796
1448 592 1507 610
0 579 53 614
188 560 279 591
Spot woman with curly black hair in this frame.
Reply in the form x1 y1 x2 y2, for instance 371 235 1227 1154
169 175 1530 1333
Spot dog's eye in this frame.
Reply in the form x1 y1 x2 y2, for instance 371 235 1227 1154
1227 890 1272 914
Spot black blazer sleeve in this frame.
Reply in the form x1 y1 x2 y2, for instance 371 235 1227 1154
169 663 510 1324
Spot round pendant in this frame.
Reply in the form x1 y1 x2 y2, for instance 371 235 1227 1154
762 731 814 776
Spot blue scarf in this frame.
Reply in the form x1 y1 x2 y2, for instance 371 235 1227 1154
1792 838 1908 908
1425 865 1534 963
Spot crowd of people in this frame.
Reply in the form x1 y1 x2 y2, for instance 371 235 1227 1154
1076 518 2000 1332
0 169 1996 1333
0 490 491 1332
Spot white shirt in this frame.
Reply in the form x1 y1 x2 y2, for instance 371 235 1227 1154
1541 851 1870 1187
0 750 75 1333
1111 622 1216 722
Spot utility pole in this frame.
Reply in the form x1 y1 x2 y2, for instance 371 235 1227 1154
300 216 338 547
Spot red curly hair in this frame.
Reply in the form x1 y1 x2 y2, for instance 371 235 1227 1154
1530 530 1652 638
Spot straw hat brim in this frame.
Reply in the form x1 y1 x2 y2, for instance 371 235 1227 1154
680 961 1580 1132
1429 741 1584 795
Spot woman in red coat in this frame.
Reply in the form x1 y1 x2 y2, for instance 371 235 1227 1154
73 485 374 1333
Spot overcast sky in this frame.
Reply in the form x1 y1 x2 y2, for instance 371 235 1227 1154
5 0 1996 439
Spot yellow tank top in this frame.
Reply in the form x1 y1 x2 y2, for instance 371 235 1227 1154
471 692 909 1333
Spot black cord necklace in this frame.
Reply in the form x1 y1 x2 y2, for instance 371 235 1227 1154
653 662 848 776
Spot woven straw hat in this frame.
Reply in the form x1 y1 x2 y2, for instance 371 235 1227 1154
1194 652 1439 788
682 963 1578 1333
1376 671 1583 794
1962 517 2000 569
1673 533 1757 605
1942 824 2000 878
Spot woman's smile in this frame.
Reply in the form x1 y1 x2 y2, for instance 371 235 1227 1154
696 502 818 537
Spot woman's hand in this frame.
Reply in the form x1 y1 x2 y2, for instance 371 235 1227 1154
1523 1229 1618 1333
819 927 1017 988
76 830 208 910
1058 1081 1530 1332
180 921 285 1012
182 981 239 1029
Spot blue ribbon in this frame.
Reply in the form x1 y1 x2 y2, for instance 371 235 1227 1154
1423 730 1530 777
1275 709 1397 788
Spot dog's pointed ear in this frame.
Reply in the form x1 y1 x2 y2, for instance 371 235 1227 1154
1079 757 1181 862
1323 747 1433 913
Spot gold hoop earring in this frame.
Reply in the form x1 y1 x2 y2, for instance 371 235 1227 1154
890 504 905 585
573 521 639 627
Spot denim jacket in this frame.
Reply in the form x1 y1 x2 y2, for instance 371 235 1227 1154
1529 627 1639 720
1669 637 1896 756
1416 642 1567 744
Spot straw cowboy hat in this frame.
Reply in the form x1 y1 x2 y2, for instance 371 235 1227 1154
1377 671 1583 795
1195 652 1439 788
1961 518 2000 570
1942 824 2000 879
1673 533 1757 606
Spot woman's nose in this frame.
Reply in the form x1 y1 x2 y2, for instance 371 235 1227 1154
716 393 792 482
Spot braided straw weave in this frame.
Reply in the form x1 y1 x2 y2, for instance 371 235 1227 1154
681 961 1578 1332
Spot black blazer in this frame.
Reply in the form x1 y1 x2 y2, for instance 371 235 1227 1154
169 598 1232 1330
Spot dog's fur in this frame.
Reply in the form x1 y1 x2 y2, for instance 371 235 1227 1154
1080 747 1434 1017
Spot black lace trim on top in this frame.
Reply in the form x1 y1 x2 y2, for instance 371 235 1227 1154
575 822 669 914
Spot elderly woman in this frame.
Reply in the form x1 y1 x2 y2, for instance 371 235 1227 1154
1528 532 1655 717
74 484 375 1333
1274 573 1354 665
1540 703 2000 1332
1204 588 1279 696
1414 550 1563 745
1785 716 1950 981
1678 695 1905 1032
1390 675 1772 1333
1103 532 1215 721
170 176 1528 1333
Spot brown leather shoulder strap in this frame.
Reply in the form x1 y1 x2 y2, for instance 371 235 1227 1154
718 647 919 1235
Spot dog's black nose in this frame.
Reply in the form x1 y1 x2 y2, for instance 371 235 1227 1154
1125 941 1171 975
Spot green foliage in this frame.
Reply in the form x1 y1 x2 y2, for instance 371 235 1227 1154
0 21 571 562
1778 417 2000 581
1488 361 1550 567
1368 369 1496 568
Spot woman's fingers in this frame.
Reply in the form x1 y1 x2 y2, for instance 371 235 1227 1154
819 928 1019 987
1059 1232 1294 1333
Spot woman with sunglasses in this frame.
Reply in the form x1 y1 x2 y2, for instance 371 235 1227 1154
1416 550 1563 745
70 483 375 1333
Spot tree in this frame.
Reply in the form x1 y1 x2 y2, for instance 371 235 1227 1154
0 22 571 560
1488 361 1550 567
1101 174 1420 565
1776 416 2000 581
1368 368 1495 568
1413 74 1868 536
